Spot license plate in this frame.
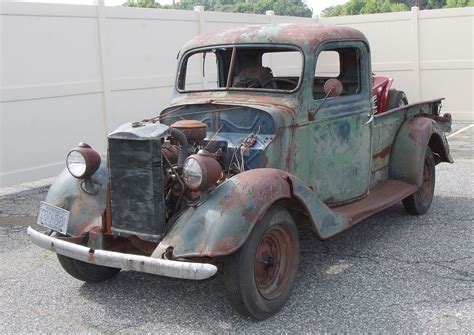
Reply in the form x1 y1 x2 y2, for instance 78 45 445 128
37 202 70 234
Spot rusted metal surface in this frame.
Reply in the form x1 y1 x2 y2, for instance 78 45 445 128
333 179 418 225
419 155 435 203
44 165 108 239
152 168 351 258
184 150 222 191
66 143 101 179
389 115 453 187
28 227 217 280
181 24 368 54
152 168 294 258
171 119 207 144
323 79 344 97
255 225 294 300
33 23 454 275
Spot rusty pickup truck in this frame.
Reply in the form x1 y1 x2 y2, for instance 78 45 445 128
29 23 453 319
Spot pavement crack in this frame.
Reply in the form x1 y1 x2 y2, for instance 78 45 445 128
386 296 473 309
322 252 473 281
322 251 472 267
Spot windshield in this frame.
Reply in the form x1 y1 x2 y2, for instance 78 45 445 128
177 45 303 93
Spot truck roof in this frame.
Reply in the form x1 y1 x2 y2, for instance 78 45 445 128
181 23 368 52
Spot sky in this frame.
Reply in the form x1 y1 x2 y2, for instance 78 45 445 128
11 0 349 15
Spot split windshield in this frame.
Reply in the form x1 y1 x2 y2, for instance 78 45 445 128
177 45 303 93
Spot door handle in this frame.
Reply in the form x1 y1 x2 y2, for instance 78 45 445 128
365 114 374 124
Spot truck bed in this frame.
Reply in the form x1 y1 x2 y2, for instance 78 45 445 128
371 98 450 176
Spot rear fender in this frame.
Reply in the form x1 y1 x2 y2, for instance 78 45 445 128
389 117 453 186
44 164 108 237
153 168 349 259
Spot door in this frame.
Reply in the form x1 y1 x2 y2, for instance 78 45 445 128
308 41 373 204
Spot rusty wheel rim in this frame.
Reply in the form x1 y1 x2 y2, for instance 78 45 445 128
419 157 434 203
254 225 293 300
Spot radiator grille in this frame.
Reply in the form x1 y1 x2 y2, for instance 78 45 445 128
108 137 166 241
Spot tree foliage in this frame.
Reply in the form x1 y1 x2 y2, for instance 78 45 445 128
321 0 472 16
124 0 164 8
124 0 312 17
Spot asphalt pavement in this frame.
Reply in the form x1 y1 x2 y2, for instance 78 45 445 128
0 122 472 333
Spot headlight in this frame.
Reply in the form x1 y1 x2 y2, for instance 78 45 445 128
183 157 203 190
183 150 222 191
66 143 101 179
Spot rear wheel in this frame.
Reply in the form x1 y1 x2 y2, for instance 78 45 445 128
57 254 120 283
387 89 408 110
224 205 300 320
402 147 436 215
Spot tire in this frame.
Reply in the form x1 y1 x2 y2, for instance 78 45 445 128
224 205 300 320
57 254 121 283
387 89 408 110
402 147 436 215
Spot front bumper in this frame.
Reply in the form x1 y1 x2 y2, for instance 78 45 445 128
27 227 217 280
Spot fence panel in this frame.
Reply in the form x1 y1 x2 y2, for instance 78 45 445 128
0 3 472 186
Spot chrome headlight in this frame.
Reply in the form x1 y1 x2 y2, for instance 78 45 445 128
183 150 222 191
183 156 204 190
66 143 101 179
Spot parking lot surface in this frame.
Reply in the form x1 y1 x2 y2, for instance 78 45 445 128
0 123 472 332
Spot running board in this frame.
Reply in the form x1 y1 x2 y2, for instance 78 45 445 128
333 179 418 225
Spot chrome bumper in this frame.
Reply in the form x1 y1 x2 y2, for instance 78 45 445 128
27 227 217 280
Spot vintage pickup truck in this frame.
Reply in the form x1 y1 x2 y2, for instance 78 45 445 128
29 23 453 319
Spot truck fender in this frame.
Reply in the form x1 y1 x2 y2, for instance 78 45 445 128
43 164 109 237
389 117 453 187
153 168 350 259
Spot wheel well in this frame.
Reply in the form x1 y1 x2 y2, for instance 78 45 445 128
275 198 321 239
428 133 450 164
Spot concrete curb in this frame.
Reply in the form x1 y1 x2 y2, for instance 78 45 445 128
0 177 55 197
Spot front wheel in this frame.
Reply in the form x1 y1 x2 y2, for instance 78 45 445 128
57 254 121 283
224 205 300 320
402 147 436 215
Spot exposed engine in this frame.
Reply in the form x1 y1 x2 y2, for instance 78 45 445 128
105 104 275 242
162 119 224 221
107 119 230 242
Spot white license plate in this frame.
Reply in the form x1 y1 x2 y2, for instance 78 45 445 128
37 201 70 234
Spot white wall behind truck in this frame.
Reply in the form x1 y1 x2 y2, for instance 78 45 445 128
0 2 472 187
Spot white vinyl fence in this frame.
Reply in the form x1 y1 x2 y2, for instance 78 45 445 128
0 2 472 187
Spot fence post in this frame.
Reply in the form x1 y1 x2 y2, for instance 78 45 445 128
194 6 207 89
194 5 205 35
265 11 275 68
410 6 421 101
95 0 112 145
266 10 275 23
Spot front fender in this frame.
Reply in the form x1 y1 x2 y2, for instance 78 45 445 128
44 163 108 236
153 168 349 259
389 117 453 187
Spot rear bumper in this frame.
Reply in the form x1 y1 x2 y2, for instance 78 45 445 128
27 227 217 280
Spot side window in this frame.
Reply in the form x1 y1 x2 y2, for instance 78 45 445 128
315 51 340 78
313 47 361 100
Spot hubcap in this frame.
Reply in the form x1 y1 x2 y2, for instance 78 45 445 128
254 226 294 300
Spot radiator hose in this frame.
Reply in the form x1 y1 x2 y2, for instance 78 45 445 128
170 128 189 166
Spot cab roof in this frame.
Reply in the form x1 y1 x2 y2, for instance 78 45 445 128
181 23 368 52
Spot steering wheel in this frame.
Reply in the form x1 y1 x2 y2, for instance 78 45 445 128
234 77 262 88
262 78 298 89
